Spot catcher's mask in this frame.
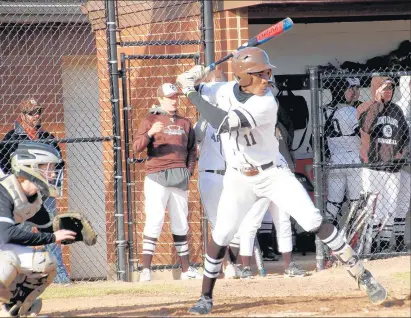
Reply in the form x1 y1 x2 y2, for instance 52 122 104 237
11 142 64 198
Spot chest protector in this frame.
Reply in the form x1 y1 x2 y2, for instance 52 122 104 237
0 175 42 223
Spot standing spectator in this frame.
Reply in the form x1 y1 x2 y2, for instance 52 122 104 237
394 75 411 251
323 78 363 229
0 98 70 284
358 77 409 253
133 83 202 282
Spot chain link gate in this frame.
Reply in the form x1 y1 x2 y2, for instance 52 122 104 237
311 66 411 269
114 0 205 277
0 0 119 281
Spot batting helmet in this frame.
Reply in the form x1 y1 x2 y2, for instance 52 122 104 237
204 69 227 83
232 47 275 86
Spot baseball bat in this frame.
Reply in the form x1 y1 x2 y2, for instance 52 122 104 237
205 17 294 73
254 238 267 277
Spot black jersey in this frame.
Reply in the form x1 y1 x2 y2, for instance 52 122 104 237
0 184 55 247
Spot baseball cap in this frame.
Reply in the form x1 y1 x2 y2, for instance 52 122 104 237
157 83 178 98
19 98 43 114
346 77 360 87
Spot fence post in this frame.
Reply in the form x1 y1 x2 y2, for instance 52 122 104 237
309 66 325 271
105 0 127 281
120 53 138 281
203 0 215 65
201 0 215 256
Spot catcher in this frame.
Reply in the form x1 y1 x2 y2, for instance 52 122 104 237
0 142 97 317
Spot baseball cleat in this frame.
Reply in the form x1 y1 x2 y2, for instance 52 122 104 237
240 266 253 279
284 262 308 277
188 295 213 315
224 263 240 279
181 266 203 280
357 270 388 305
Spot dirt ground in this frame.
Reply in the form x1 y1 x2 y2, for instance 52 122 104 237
42 256 410 317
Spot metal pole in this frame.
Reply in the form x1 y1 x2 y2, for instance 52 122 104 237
309 66 325 271
105 0 127 281
203 0 215 65
120 53 138 280
201 0 215 256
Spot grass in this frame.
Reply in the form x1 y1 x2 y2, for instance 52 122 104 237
42 282 187 299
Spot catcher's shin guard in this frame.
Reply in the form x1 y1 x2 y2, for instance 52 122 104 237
9 249 57 316
0 251 20 303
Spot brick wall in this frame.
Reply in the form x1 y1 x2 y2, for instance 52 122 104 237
0 24 97 275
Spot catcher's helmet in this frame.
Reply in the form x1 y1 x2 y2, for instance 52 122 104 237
11 141 64 198
232 47 275 86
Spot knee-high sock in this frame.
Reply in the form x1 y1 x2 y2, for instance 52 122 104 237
394 218 406 247
173 234 190 272
318 222 364 278
202 239 226 298
142 235 157 269
227 245 240 264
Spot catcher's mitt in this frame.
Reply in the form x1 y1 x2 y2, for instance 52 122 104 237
53 212 97 246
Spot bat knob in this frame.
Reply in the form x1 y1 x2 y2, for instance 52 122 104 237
283 17 294 30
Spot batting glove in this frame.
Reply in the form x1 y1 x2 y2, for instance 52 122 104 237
176 72 196 95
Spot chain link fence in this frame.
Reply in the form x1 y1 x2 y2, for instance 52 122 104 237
0 1 117 281
114 0 205 276
312 66 411 267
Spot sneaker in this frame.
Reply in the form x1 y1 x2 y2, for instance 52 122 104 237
357 269 388 305
240 266 253 279
285 262 308 277
139 268 152 282
181 266 203 280
263 251 278 261
224 263 240 279
188 295 213 315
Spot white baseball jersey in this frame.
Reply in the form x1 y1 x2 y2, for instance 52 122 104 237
199 81 279 169
324 104 361 164
197 83 226 171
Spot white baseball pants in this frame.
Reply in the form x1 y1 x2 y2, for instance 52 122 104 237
326 168 363 223
212 166 322 247
362 168 400 242
143 177 189 238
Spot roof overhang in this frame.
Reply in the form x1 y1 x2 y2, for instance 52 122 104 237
217 0 411 18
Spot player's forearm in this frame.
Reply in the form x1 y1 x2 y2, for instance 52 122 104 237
133 131 152 152
0 222 55 246
186 91 228 129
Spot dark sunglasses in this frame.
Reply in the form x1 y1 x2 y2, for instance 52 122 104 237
24 108 42 116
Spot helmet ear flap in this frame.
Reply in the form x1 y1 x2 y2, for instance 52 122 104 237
235 74 252 87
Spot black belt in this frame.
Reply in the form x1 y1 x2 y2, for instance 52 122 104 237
204 169 226 176
233 161 274 176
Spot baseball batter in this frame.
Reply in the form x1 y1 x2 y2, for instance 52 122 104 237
176 47 387 315
323 78 363 229
196 70 250 279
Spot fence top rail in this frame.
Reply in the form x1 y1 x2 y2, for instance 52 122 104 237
320 70 411 79
125 53 200 60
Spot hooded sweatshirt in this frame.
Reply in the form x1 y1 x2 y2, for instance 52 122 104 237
133 106 197 176
357 76 409 172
